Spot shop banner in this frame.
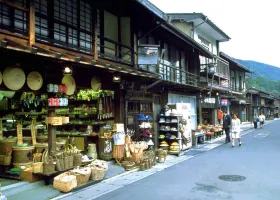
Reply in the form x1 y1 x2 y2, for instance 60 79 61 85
201 96 219 108
138 45 159 65
17 124 23 144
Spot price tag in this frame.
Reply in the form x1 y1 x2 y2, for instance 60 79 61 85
17 124 23 144
0 118 2 138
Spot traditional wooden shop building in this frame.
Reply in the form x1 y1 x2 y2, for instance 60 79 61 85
220 52 252 122
0 0 223 187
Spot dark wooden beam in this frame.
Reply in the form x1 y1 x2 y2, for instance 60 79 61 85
28 4 35 46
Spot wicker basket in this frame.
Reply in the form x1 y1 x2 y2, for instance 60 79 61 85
53 172 77 193
43 162 55 173
64 156 69 170
70 167 91 187
73 153 82 167
33 162 43 173
131 152 143 161
89 165 107 181
4 156 11 166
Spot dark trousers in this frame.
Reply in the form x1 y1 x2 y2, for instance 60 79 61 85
224 128 230 142
253 122 257 129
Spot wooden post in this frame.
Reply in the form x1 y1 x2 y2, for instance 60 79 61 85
29 4 35 46
17 124 23 145
48 109 56 155
0 118 2 138
31 118 37 145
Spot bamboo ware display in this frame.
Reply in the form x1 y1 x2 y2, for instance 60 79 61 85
53 172 77 193
70 166 91 187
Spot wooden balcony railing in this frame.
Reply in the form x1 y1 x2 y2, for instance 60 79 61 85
231 85 244 93
140 61 200 87
97 35 135 65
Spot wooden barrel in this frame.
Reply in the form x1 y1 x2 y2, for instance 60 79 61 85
12 146 35 164
98 138 113 161
0 139 17 155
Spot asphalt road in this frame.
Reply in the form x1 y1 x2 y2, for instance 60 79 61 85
94 121 280 200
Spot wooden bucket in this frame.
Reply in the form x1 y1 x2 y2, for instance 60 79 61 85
0 139 17 155
12 146 35 163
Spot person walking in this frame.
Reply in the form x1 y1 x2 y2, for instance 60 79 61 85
259 113 265 129
253 113 259 129
231 113 242 148
223 111 231 143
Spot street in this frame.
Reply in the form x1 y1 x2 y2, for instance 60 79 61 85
92 120 280 200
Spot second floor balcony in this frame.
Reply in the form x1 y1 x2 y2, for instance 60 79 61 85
200 56 230 91
139 61 200 87
231 85 245 94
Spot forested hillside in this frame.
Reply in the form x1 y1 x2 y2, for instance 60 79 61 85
236 59 280 96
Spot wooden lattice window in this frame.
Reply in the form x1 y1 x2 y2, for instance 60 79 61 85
0 0 28 35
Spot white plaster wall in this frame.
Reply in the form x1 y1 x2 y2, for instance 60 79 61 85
193 29 218 55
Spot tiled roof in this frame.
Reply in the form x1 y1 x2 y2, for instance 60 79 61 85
167 13 231 40
220 52 253 73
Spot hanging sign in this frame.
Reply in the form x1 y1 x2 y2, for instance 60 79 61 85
17 124 23 144
0 118 2 137
204 97 216 104
221 99 228 107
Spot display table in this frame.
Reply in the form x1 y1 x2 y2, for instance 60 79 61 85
192 132 205 146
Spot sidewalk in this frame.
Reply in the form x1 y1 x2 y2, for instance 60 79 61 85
3 119 278 200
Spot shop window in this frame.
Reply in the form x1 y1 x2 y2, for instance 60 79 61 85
34 0 93 54
0 0 27 36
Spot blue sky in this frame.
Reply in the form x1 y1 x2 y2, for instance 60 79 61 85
149 0 280 67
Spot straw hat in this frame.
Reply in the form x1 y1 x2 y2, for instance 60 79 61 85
0 71 2 86
62 75 76 95
3 66 26 90
91 76 101 91
27 71 43 91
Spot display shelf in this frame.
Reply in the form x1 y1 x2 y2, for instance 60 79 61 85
159 130 178 132
158 114 182 156
159 122 178 124
158 138 181 140
15 112 47 116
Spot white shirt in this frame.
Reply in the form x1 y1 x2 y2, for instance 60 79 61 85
231 118 241 133
259 115 265 122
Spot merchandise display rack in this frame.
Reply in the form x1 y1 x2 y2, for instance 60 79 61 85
158 114 184 156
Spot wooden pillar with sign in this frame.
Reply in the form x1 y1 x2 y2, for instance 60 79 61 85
48 109 56 154
17 124 23 145
31 118 37 145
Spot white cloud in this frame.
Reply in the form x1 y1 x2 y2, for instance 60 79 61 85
149 0 280 67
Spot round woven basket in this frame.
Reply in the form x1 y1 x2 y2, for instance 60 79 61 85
0 71 2 85
27 71 43 91
3 66 26 90
91 76 101 92
62 75 76 95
